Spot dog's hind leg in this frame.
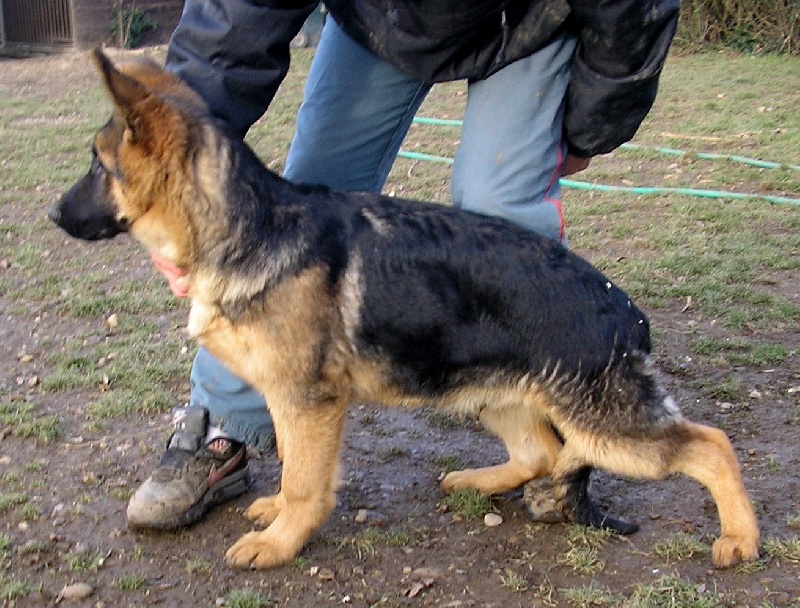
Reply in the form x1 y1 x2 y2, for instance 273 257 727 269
441 406 561 495
667 421 759 567
553 466 639 535
226 396 348 569
439 403 638 535
551 420 759 567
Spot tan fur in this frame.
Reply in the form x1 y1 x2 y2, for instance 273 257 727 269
550 421 759 566
79 51 759 570
442 407 562 494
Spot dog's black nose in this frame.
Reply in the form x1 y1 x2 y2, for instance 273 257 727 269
47 205 61 224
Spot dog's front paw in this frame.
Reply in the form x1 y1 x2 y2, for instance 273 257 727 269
440 469 472 493
244 495 283 526
712 534 760 568
225 530 298 569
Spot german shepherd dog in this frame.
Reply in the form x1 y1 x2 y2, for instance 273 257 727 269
49 50 759 569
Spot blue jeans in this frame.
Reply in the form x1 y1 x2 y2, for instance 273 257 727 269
191 18 577 447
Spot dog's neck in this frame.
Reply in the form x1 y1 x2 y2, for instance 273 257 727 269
181 127 319 333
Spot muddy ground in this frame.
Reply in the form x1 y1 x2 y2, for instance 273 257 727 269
1 50 799 607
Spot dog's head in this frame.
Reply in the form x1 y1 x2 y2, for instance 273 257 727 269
48 49 207 265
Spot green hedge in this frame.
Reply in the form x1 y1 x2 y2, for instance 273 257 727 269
676 0 799 54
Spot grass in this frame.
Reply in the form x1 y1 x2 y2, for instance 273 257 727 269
426 410 464 430
226 588 275 608
379 446 410 462
0 573 30 602
186 558 214 575
433 453 464 474
439 488 495 520
499 570 529 593
112 573 147 591
342 527 414 560
689 336 792 367
556 545 606 575
762 536 800 563
0 493 28 515
66 551 106 572
560 582 619 607
555 525 614 575
626 573 722 608
651 532 711 563
0 400 60 441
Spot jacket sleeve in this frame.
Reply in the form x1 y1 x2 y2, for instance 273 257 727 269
564 0 679 158
166 0 319 138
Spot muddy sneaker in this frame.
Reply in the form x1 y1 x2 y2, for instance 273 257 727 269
525 472 639 535
523 477 567 524
127 406 250 529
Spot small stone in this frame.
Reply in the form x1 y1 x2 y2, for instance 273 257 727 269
411 567 442 581
484 513 503 527
215 598 227 606
60 582 93 600
355 509 368 524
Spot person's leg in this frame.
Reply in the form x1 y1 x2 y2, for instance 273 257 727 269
284 18 431 191
451 32 639 534
194 16 431 442
129 17 430 529
451 29 578 246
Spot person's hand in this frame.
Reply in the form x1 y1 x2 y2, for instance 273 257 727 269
562 154 591 177
150 251 190 298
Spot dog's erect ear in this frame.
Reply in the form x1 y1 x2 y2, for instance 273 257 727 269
91 48 151 140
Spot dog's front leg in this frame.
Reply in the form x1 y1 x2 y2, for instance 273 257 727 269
225 397 347 569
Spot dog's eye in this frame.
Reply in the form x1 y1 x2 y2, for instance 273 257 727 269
90 149 108 177
91 157 106 176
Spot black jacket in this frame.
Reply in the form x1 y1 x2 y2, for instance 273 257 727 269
166 0 679 158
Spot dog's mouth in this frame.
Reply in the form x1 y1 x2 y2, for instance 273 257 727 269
47 204 127 241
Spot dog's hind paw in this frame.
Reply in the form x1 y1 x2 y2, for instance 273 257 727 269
555 468 639 535
580 505 640 536
712 535 760 568
244 494 282 526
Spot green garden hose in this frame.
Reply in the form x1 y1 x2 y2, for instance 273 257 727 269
399 117 800 206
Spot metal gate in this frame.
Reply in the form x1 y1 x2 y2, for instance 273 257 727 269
2 0 73 46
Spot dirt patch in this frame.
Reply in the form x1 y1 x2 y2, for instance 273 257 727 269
1 50 799 607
